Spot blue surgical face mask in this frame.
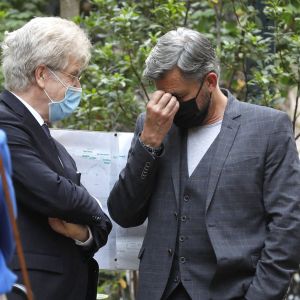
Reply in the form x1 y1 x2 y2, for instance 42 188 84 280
44 69 82 122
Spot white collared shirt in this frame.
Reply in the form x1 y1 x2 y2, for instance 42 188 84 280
10 91 44 125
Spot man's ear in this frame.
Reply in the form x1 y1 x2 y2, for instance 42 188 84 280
35 65 47 89
206 72 218 91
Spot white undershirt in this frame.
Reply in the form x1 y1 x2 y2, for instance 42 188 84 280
187 120 222 176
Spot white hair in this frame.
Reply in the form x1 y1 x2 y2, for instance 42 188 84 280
143 27 220 82
1 16 92 92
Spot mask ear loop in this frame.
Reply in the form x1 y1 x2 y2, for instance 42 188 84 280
44 68 70 103
47 68 68 88
194 74 207 100
197 71 217 101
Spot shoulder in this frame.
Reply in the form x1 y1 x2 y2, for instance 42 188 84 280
239 101 285 118
0 100 32 147
0 99 22 124
237 101 291 134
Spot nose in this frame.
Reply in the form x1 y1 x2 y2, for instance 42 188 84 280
73 78 81 88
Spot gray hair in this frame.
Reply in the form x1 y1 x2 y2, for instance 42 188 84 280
143 27 219 81
1 17 92 92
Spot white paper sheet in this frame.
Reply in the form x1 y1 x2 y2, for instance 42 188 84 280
51 129 146 270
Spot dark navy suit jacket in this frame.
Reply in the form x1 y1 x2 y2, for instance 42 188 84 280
0 90 112 300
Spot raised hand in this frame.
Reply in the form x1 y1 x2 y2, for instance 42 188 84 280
140 90 179 147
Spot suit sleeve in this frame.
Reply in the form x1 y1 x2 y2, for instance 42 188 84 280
107 113 161 228
0 122 112 252
245 113 300 300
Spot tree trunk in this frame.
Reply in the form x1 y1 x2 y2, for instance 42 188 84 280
60 0 80 19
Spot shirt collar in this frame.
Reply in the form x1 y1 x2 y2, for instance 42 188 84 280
10 91 44 126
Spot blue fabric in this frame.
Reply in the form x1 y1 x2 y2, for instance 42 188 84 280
0 129 17 293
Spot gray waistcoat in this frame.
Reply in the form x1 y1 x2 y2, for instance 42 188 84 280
163 131 219 300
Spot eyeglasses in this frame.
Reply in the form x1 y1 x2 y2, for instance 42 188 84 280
58 70 82 85
47 66 81 85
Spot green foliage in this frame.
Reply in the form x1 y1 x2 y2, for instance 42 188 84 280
0 1 300 298
62 0 300 134
1 0 299 133
65 0 188 131
0 1 299 133
97 270 130 300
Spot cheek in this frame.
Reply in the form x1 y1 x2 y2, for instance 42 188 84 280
197 92 211 111
51 85 66 101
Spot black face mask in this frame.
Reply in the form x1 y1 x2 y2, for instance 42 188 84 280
173 78 211 128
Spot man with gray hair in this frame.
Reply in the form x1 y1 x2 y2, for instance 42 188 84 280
0 17 112 300
108 27 300 300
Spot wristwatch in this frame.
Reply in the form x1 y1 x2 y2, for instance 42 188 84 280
139 137 163 157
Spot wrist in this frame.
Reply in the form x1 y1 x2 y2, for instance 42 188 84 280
140 131 162 148
75 226 89 242
75 226 93 247
139 136 163 157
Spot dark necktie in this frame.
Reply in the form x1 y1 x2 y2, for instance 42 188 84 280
42 123 51 138
41 123 64 168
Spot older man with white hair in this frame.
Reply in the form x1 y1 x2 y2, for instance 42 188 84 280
0 17 112 300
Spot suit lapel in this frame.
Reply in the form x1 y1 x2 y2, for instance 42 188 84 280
54 140 78 182
24 116 66 175
169 126 184 208
0 90 65 175
205 92 241 212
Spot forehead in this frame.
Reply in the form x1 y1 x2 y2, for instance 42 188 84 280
155 68 197 94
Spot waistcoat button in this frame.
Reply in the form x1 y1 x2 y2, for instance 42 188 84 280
180 256 186 263
183 195 189 202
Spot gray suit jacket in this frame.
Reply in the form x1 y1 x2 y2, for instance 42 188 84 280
108 90 300 300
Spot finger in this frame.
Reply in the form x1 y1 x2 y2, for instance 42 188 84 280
149 90 165 105
155 93 173 110
163 96 178 115
61 221 86 234
167 99 180 119
163 100 179 120
48 217 62 226
48 218 67 235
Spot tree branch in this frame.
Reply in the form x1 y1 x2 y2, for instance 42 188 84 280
292 66 300 134
231 0 248 101
128 50 150 103
214 1 222 51
183 0 191 27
